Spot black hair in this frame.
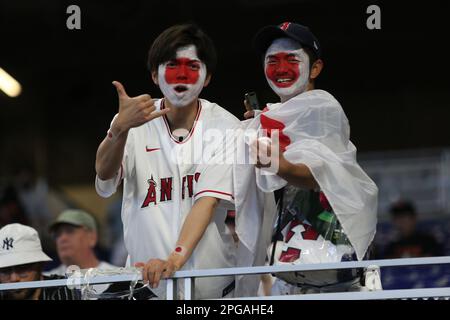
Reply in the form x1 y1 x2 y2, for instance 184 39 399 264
147 24 217 75
390 200 416 217
302 46 319 70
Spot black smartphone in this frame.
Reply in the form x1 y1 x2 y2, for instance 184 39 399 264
245 92 260 110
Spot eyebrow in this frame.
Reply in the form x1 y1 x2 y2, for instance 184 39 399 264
266 53 299 60
167 58 201 65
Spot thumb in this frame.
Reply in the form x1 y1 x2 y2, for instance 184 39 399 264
112 80 129 99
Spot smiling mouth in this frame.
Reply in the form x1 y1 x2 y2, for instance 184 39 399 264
276 78 294 83
174 85 188 93
274 77 296 88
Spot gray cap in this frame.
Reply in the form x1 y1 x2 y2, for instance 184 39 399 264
49 209 97 233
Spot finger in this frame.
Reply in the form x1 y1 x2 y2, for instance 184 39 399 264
258 137 272 158
146 108 171 121
144 263 153 285
144 265 151 284
148 262 164 288
137 94 152 102
112 81 129 99
244 110 255 119
141 100 156 110
152 269 163 288
244 99 253 112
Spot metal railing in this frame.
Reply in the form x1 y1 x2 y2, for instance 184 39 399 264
1 256 450 300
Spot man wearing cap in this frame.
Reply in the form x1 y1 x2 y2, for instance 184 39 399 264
0 223 79 300
47 209 116 275
241 22 378 294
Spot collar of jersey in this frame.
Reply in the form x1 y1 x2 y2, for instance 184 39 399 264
160 99 202 144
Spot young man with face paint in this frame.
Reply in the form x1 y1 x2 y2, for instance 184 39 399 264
95 24 241 299
240 22 378 295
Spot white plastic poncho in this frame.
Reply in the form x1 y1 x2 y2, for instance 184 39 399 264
242 89 378 261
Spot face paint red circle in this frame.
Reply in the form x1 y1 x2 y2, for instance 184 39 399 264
265 52 301 88
164 58 200 85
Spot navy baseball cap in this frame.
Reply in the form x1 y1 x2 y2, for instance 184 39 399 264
254 22 322 59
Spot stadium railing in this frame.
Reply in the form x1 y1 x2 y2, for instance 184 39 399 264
1 256 450 300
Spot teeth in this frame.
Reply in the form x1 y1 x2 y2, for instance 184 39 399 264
277 79 292 83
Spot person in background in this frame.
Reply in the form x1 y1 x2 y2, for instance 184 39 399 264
46 209 116 275
384 200 443 258
0 223 79 300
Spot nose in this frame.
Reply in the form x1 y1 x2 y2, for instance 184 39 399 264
176 64 188 80
9 271 20 282
275 60 290 74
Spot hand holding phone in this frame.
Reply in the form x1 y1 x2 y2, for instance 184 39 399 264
244 92 260 110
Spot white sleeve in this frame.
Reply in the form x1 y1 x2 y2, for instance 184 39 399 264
193 162 234 204
95 164 124 198
193 131 235 205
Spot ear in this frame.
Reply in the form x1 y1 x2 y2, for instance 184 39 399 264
151 71 159 85
88 231 97 248
203 74 212 87
310 59 324 80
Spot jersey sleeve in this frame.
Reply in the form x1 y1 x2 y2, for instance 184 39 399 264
95 115 135 198
95 165 124 198
193 130 235 205
193 162 234 204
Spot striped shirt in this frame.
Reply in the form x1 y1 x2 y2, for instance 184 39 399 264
39 275 80 300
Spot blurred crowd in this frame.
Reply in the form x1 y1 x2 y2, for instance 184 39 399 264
1 166 449 299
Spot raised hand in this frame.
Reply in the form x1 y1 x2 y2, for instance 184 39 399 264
111 81 170 135
243 99 255 119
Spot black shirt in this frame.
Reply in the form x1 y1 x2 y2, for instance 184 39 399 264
384 232 444 258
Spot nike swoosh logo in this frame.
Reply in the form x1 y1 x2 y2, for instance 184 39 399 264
146 147 160 152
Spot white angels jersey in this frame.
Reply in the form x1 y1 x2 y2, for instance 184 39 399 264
96 98 240 299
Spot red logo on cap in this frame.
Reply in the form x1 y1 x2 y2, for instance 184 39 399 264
280 22 291 31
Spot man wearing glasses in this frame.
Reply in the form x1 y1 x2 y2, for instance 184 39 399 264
0 223 79 300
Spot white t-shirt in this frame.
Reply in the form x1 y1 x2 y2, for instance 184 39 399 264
96 99 240 299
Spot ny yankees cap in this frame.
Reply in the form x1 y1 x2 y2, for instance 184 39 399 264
254 22 322 59
49 209 97 233
0 223 52 268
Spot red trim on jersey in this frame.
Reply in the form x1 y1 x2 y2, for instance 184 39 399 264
194 190 234 200
161 99 202 144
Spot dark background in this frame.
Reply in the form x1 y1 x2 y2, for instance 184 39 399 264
1 0 449 185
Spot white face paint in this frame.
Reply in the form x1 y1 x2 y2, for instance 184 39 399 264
157 45 207 108
264 38 310 101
